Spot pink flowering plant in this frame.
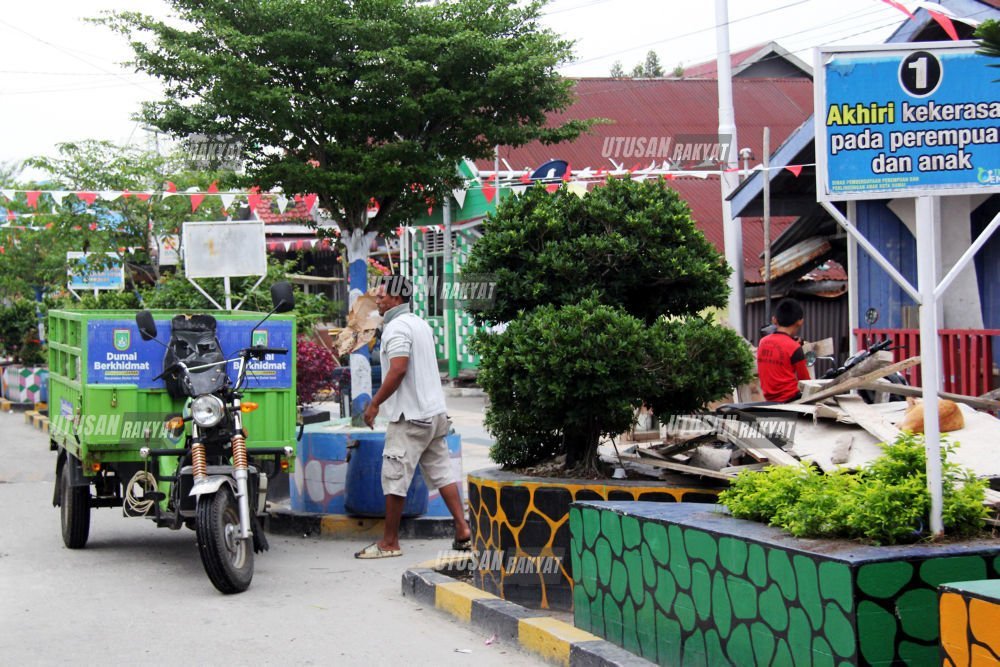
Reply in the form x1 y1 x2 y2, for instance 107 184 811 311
296 336 336 405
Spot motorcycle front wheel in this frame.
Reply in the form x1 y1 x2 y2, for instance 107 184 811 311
196 486 253 594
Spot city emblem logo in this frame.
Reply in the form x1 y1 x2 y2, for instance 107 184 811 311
252 330 268 347
113 328 131 351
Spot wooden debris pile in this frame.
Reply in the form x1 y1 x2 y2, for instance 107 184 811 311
602 352 1000 515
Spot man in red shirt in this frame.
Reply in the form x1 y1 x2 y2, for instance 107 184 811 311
757 299 810 403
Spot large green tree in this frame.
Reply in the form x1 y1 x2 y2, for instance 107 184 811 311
100 0 590 240
102 0 592 416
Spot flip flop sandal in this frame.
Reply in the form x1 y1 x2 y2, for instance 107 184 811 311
354 542 403 559
452 538 472 552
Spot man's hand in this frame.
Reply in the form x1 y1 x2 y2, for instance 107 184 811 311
363 402 379 429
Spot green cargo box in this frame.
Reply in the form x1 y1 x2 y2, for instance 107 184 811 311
47 309 297 475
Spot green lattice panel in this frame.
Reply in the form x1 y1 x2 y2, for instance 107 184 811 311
570 501 1000 666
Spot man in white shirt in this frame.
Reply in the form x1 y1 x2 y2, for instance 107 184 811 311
356 276 472 558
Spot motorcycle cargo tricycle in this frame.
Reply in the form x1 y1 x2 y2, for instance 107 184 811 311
47 282 298 593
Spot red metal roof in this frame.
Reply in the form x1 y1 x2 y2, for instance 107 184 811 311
255 195 313 225
682 44 765 79
474 77 817 276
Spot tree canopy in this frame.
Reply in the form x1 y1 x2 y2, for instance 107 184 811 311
464 177 731 325
100 0 593 234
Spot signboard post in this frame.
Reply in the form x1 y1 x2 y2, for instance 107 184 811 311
814 42 1000 535
182 220 267 310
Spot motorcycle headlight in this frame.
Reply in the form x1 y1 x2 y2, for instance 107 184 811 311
191 395 226 428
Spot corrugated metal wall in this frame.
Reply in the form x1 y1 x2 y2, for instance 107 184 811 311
745 294 849 364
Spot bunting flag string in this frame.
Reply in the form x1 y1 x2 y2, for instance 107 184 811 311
877 0 979 39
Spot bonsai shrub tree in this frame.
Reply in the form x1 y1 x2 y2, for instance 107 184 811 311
468 178 754 470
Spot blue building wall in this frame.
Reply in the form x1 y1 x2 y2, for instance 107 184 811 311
857 200 918 329
973 195 1000 330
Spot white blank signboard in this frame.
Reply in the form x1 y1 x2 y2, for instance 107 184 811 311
183 220 267 278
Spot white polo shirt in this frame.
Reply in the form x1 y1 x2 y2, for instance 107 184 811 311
378 303 447 421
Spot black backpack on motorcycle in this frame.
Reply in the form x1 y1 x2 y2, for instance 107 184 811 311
162 314 229 399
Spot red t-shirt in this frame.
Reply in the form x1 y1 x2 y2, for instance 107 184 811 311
757 332 810 402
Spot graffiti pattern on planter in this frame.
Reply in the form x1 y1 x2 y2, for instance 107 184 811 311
570 503 1000 665
939 580 1000 666
468 472 720 610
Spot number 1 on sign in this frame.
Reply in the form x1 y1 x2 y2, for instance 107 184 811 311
908 57 927 90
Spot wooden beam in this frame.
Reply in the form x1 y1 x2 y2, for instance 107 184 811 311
795 356 921 405
857 381 1000 412
622 455 735 481
716 419 802 467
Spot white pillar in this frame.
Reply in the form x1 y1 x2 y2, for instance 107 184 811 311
916 196 943 536
715 0 744 336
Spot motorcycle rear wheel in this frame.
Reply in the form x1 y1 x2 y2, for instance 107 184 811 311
59 462 91 549
196 486 253 594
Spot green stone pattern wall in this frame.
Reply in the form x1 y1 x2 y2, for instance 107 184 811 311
570 504 1000 666
407 228 486 369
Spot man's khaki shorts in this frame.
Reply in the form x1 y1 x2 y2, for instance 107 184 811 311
382 413 454 497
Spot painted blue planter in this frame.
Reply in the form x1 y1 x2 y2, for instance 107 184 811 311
290 419 463 517
344 434 428 517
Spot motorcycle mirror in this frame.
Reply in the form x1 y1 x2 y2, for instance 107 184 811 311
271 281 295 313
136 310 158 341
805 350 817 367
865 308 879 326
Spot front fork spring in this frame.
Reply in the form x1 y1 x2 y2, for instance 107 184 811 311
191 442 208 482
231 433 248 471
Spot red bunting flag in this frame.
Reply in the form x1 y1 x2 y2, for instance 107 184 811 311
6 210 15 221
368 197 380 216
207 181 219 194
562 163 572 182
303 193 318 211
76 192 98 206
247 186 263 213
785 165 804 177
136 193 151 202
519 172 531 184
26 191 41 209
89 223 98 231
190 192 205 212
545 183 560 193
928 11 959 40
396 227 404 237
880 0 914 18
165 181 177 193
482 181 497 203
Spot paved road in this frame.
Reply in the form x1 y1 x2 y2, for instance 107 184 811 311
0 407 539 666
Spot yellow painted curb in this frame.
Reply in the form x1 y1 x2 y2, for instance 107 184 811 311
435 581 498 622
319 515 386 539
25 410 37 424
518 616 602 666
415 554 475 570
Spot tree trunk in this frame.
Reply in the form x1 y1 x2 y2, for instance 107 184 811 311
564 419 601 472
345 227 378 424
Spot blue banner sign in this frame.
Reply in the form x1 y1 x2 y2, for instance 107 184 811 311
87 317 293 389
815 42 1000 201
67 252 125 290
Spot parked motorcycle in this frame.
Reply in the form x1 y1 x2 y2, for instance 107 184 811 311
131 282 295 593
806 307 908 403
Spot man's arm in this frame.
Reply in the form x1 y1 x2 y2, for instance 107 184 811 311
363 356 409 428
790 346 810 381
